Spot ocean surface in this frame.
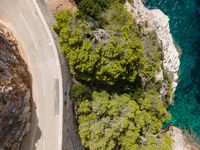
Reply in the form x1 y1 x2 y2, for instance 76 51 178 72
146 0 200 140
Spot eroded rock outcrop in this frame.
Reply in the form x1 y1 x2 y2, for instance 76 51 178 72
126 0 180 92
0 26 31 150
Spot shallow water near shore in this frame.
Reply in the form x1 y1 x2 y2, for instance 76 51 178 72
145 0 200 141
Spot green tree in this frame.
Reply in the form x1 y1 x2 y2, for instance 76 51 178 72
54 4 173 150
102 3 134 30
76 0 126 20
54 7 147 86
78 91 172 150
70 83 92 102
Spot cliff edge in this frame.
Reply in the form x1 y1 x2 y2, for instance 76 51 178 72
125 1 200 150
0 25 31 150
126 0 180 92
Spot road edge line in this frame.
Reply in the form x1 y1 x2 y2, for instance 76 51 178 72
31 0 63 149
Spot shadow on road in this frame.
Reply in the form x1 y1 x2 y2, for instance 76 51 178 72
21 100 41 150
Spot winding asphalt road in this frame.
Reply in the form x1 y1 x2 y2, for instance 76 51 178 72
0 0 63 149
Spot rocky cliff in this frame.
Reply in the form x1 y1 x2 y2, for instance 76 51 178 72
126 0 180 92
125 1 197 150
0 26 31 150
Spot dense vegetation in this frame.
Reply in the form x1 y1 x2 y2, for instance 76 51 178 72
78 90 171 150
54 0 173 149
76 0 125 20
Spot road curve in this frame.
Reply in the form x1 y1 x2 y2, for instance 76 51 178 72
0 0 63 149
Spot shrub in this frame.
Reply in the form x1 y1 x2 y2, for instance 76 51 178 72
54 4 173 150
76 0 126 20
70 83 92 102
54 7 146 87
78 91 172 150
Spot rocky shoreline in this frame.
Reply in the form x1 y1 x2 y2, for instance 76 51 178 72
126 0 180 92
0 24 31 150
125 1 200 150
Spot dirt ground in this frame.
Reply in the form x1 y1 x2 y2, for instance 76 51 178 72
45 0 77 15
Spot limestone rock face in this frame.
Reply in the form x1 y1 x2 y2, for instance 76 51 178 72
126 0 180 92
0 27 31 150
125 1 198 150
169 127 191 150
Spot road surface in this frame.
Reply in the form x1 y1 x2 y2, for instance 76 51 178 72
0 0 63 149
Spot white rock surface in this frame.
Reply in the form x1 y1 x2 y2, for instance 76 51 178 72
155 68 164 81
169 127 190 150
125 1 197 150
126 0 180 91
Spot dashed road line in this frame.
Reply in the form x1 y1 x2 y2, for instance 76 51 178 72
19 12 39 50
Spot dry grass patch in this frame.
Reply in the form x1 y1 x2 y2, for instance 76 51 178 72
47 0 77 15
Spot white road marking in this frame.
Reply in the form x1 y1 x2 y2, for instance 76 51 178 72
53 79 59 115
48 39 52 46
43 130 46 150
42 78 45 96
19 12 39 50
32 1 63 148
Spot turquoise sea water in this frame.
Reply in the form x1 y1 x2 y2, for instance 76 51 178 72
145 0 200 140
